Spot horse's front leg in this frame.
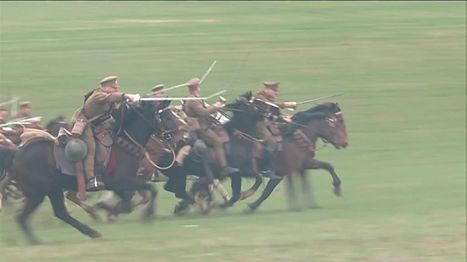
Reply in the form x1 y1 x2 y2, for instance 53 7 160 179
298 169 319 208
305 158 342 196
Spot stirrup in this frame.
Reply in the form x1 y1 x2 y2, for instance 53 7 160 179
259 170 281 179
86 177 105 192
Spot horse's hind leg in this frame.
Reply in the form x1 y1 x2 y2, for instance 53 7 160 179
16 194 45 245
241 172 263 200
65 191 100 221
225 173 241 207
299 170 319 208
48 189 102 239
247 177 283 212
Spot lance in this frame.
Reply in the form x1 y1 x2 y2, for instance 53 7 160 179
296 93 344 106
200 60 217 84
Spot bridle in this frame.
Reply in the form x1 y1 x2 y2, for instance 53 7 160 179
118 102 176 170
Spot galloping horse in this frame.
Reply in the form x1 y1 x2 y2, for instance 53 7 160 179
160 92 267 213
10 100 174 244
247 102 348 211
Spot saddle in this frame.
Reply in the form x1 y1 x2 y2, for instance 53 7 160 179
55 127 116 176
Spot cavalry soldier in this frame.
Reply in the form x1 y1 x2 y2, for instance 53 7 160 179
254 81 296 177
72 76 138 191
183 77 239 178
0 106 8 125
15 101 33 119
14 101 42 129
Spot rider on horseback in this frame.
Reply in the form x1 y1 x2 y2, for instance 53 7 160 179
72 76 138 191
254 81 297 178
183 77 239 178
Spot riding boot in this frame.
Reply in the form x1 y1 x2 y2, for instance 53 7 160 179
259 150 280 179
83 131 104 191
214 147 239 178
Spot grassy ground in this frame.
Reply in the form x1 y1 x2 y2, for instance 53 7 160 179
0 2 465 262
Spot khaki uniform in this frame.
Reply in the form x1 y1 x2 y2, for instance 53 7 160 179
254 90 280 152
75 89 126 179
15 112 31 119
183 95 222 149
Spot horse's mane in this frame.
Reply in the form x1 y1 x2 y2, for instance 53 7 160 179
292 102 340 125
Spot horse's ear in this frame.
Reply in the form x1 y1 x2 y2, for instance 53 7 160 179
241 91 252 100
334 102 341 112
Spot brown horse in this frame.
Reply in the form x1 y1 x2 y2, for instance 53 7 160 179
247 102 348 211
9 101 174 244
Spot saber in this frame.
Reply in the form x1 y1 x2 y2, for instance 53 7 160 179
150 82 190 96
200 60 217 84
149 61 217 96
296 93 344 106
139 97 205 102
205 90 226 100
139 90 226 102
0 116 42 128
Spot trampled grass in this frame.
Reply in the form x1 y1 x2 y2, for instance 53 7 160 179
0 2 465 262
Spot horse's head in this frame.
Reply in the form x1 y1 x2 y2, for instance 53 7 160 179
120 100 179 145
45 115 70 136
292 102 348 149
225 91 266 124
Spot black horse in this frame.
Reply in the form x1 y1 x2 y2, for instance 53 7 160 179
161 92 268 213
9 100 176 244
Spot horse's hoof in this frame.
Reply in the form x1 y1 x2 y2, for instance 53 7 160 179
174 202 190 215
106 214 117 224
141 210 155 222
89 231 102 239
28 238 41 245
244 203 257 213
333 186 342 197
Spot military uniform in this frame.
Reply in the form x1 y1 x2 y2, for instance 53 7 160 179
74 76 127 190
184 94 223 149
254 81 296 177
15 101 32 119
182 78 238 177
0 106 9 125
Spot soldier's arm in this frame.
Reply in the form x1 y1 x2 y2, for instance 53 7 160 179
94 92 126 103
189 101 219 117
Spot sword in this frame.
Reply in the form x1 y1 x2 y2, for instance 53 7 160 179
150 82 190 96
200 60 217 84
139 90 226 102
149 61 217 96
296 93 344 106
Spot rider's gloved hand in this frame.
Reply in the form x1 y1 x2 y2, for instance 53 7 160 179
283 102 297 109
125 94 141 102
213 101 225 110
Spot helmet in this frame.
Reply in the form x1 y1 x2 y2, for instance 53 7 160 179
64 138 88 162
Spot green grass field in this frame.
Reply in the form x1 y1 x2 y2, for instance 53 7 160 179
1 2 465 261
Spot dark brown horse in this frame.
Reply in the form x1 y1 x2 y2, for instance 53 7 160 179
9 101 174 244
247 102 348 211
